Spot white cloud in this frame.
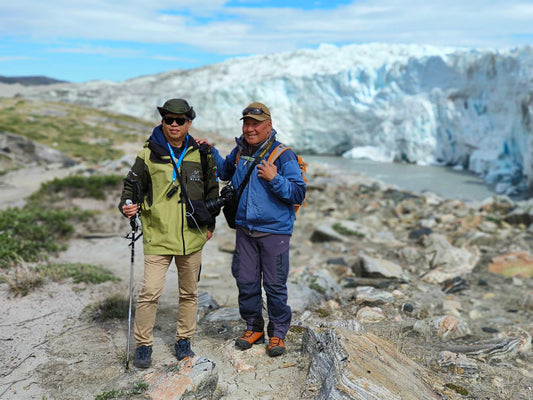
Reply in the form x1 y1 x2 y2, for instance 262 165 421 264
49 45 143 57
0 56 33 61
0 0 532 55
153 55 199 62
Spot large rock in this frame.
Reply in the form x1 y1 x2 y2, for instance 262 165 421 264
420 234 479 284
302 327 443 399
503 198 533 226
488 251 533 278
357 253 407 280
0 131 75 169
143 356 218 400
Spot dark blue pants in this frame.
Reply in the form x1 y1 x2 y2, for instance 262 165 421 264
231 227 292 339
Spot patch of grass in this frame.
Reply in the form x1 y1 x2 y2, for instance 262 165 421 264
94 382 148 400
332 222 365 237
485 215 502 224
309 281 327 295
1 263 120 296
445 383 469 396
0 205 76 269
289 325 306 334
27 175 123 202
315 308 330 318
0 97 152 164
35 263 120 284
308 276 327 295
84 293 130 321
0 266 44 296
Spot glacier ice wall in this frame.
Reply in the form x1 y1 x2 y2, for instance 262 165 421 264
18 43 533 194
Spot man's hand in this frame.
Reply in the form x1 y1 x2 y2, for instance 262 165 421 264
122 203 138 218
257 160 277 182
206 230 213 241
196 138 212 148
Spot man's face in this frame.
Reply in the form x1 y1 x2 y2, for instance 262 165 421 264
242 118 272 146
161 113 191 146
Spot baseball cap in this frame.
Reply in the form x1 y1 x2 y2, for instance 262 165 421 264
241 102 271 122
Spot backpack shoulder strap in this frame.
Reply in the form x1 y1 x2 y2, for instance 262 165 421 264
267 143 291 164
199 143 210 199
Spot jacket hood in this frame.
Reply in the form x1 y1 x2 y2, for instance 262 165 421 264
147 125 197 155
148 125 169 149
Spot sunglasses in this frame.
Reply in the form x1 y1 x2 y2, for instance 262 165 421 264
242 107 270 117
163 116 189 126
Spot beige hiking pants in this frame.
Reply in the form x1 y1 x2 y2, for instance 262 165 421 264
134 251 202 347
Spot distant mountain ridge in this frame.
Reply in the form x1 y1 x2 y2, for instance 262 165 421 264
15 43 533 196
0 75 68 86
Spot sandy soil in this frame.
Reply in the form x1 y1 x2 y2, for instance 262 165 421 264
0 162 309 399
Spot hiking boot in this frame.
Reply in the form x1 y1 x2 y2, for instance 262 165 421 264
266 337 285 357
133 345 152 368
175 338 195 361
235 330 265 350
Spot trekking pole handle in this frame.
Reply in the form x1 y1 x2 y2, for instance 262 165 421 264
125 199 142 232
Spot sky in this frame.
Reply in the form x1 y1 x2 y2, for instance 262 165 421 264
1 0 532 83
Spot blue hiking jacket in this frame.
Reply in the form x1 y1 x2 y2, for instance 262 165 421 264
211 130 306 235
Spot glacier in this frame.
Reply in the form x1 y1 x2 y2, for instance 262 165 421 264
14 43 533 196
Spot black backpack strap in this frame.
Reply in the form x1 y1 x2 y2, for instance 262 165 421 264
235 138 275 199
199 143 210 200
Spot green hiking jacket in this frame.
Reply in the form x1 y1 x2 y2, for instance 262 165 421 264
119 133 219 255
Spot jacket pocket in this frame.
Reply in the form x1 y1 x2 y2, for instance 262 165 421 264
276 248 290 284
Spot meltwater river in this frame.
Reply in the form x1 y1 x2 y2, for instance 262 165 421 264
306 155 496 202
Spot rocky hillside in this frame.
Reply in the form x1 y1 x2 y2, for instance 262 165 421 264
0 75 67 86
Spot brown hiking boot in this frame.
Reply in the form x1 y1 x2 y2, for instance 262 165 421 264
235 330 264 350
266 337 286 357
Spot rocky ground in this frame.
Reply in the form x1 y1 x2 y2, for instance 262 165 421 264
1 132 533 399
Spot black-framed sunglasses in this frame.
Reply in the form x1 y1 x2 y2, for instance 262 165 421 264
163 116 189 126
242 107 270 117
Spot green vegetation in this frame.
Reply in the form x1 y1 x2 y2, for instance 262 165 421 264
332 222 365 237
308 276 327 295
0 205 76 268
289 325 306 334
0 98 151 164
315 308 330 318
94 382 149 400
27 174 123 202
0 267 44 296
1 174 122 269
84 293 130 321
445 383 469 396
1 263 120 296
36 263 119 284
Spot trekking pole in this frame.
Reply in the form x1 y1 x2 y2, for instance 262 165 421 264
124 199 142 371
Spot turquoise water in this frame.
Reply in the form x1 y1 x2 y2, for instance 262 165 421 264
306 155 496 202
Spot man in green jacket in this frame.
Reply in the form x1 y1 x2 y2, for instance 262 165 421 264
119 98 219 368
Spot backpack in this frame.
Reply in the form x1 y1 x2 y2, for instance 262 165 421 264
266 144 307 213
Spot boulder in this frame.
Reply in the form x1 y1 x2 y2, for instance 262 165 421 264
420 234 479 284
488 251 533 278
357 253 407 280
302 327 442 400
143 357 218 400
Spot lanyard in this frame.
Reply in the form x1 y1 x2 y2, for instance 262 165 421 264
167 135 189 183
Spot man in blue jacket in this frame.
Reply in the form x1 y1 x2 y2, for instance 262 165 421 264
208 102 306 357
